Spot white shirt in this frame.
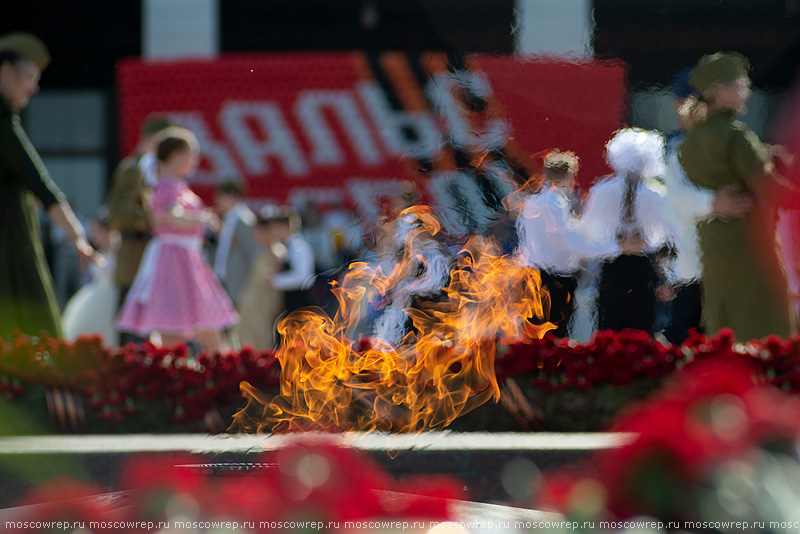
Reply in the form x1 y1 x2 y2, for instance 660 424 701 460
579 174 675 252
516 187 619 275
138 153 158 187
214 202 255 281
272 234 315 291
662 150 715 283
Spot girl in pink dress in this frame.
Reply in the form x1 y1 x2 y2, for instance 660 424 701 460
116 128 237 352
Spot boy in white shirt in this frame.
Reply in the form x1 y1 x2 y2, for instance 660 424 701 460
516 151 621 337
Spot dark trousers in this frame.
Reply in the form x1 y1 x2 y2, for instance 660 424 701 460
537 270 578 338
663 282 703 345
598 255 658 333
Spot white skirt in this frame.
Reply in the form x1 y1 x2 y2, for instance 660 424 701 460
62 281 119 345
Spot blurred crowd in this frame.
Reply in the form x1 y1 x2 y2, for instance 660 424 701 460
57 121 368 351
58 123 451 352
3 32 799 351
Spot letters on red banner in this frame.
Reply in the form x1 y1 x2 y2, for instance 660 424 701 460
116 53 627 207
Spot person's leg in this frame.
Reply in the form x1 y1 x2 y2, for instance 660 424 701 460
560 274 578 337
197 330 225 354
536 270 557 335
663 284 688 344
687 282 704 334
598 258 626 331
599 255 657 333
664 282 704 344
624 256 658 333
569 267 599 342
159 333 184 348
117 285 150 346
538 271 577 338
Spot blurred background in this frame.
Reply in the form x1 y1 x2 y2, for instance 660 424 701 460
3 0 800 325
2 0 798 218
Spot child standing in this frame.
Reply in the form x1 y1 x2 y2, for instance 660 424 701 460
516 151 621 338
116 128 237 352
579 128 674 333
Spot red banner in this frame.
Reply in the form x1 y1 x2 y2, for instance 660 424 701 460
116 52 627 211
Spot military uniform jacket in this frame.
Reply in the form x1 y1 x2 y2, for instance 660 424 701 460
0 97 65 339
105 155 152 287
679 109 794 340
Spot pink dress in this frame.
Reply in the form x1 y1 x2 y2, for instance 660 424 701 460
116 177 238 337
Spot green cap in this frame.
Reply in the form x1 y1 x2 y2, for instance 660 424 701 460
689 52 750 92
0 32 50 71
141 116 173 136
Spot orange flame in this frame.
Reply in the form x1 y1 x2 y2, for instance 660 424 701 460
233 206 554 434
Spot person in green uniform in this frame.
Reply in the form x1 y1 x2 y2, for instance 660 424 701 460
0 32 98 340
679 52 796 341
105 116 171 345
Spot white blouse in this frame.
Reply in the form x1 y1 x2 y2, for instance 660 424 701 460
579 174 675 253
516 187 619 275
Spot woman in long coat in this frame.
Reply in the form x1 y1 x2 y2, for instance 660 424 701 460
0 33 97 339
679 52 795 340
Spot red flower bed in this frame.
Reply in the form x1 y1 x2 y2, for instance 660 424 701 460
495 328 686 390
0 331 280 423
497 328 800 394
3 327 800 428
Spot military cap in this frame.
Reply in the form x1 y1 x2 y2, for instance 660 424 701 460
689 52 750 93
141 116 173 137
0 32 50 71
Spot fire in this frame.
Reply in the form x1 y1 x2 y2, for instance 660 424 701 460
233 206 554 433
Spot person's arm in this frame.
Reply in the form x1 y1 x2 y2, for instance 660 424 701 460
574 182 614 243
559 198 619 261
0 116 98 265
730 127 770 188
151 203 219 232
561 223 619 260
730 127 800 203
663 152 715 222
0 115 64 206
664 153 754 222
271 238 315 291
47 202 97 265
